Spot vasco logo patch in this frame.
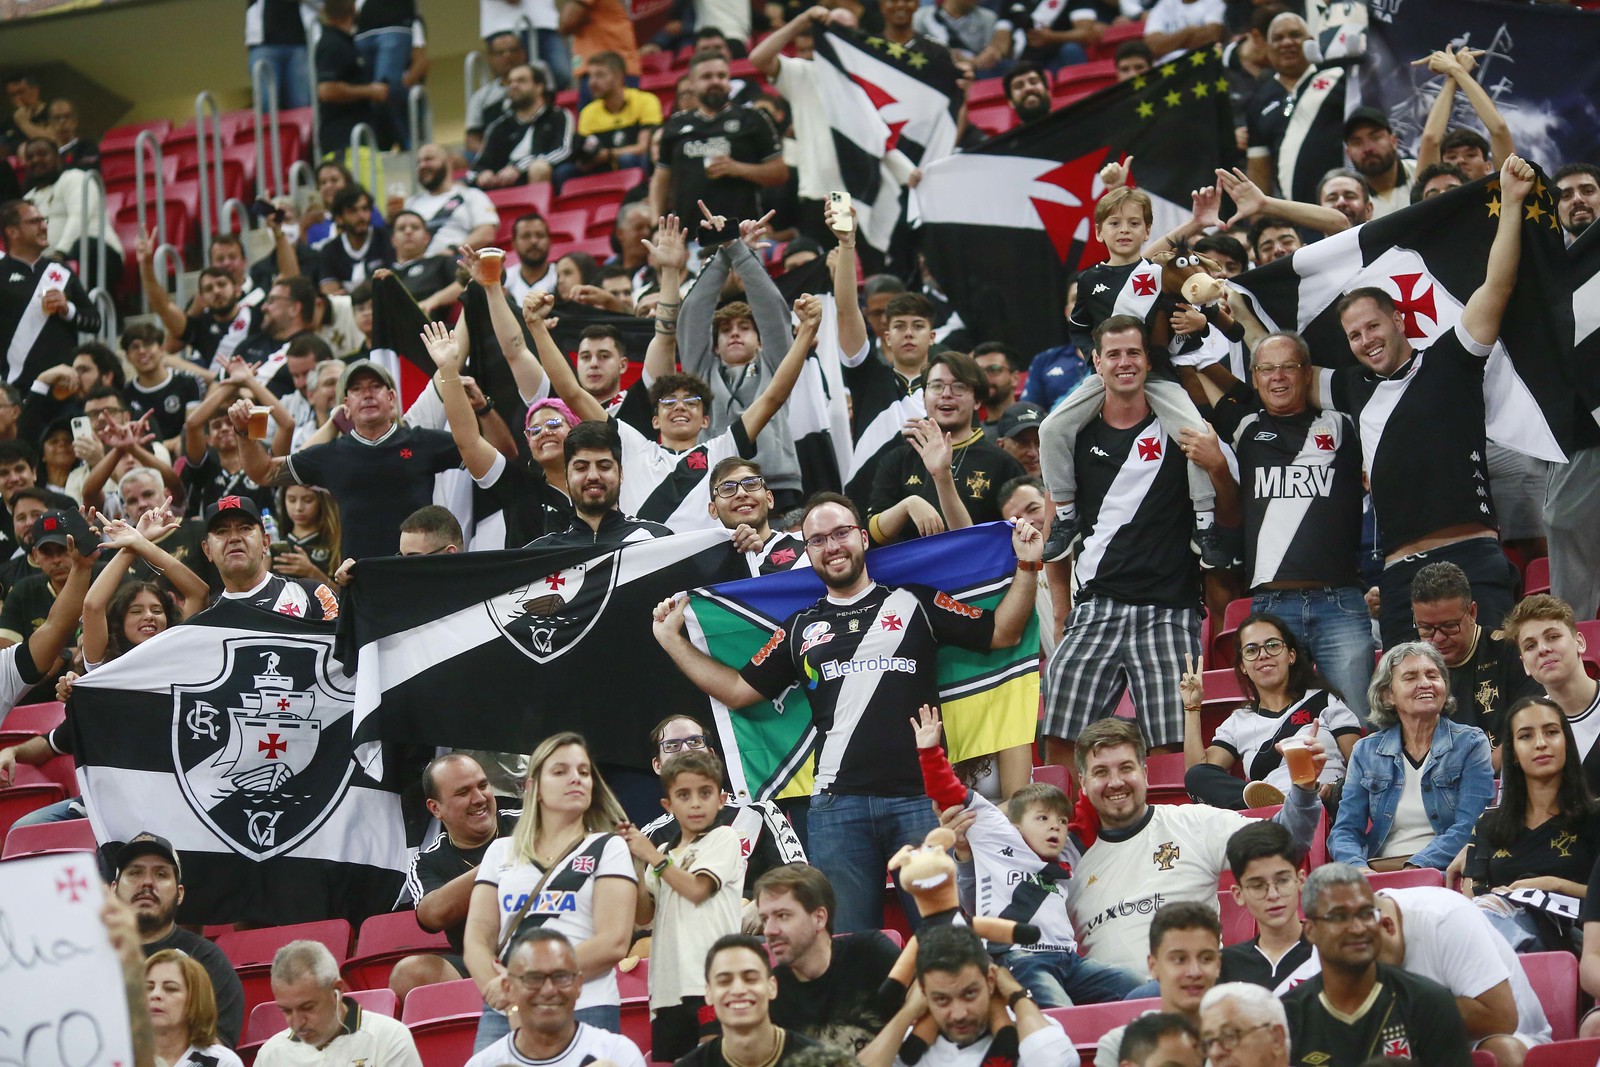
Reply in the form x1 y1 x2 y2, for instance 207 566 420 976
486 557 619 664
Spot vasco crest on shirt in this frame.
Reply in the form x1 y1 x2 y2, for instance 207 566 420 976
1153 841 1180 870
173 639 357 860
486 555 620 664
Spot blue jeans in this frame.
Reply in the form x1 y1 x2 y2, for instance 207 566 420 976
1125 978 1160 1000
248 44 311 111
1001 948 1143 1008
808 792 939 934
1251 586 1376 720
475 1002 622 1050
357 28 414 148
13 797 84 829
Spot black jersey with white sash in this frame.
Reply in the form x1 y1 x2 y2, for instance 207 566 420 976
0 255 101 389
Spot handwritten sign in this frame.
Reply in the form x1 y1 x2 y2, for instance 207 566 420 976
0 854 134 1067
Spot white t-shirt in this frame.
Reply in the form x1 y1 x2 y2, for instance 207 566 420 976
693 0 752 43
480 0 558 34
1380 886 1551 1046
177 1044 245 1067
464 1023 646 1067
504 261 559 305
475 833 638 1009
894 1017 1077 1067
405 185 502 257
1211 690 1361 792
643 823 747 1010
616 420 752 534
772 58 837 203
1378 756 1434 859
1143 0 1226 62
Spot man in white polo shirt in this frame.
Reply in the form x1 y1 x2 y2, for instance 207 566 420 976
256 941 422 1067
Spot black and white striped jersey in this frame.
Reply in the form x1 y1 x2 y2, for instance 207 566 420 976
1232 406 1363 589
739 583 994 796
613 390 757 534
1325 324 1496 555
1073 412 1200 610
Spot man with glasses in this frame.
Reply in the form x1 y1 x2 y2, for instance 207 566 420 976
1219 823 1314 993
1282 864 1472 1067
0 198 100 390
1197 982 1291 1067
1203 331 1372 717
652 492 1043 931
640 715 806 898
464 928 645 1067
868 351 1026 544
1411 561 1533 752
706 458 806 576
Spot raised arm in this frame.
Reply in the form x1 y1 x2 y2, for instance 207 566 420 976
135 229 190 341
422 319 501 480
227 398 295 487
640 214 688 384
25 536 98 678
464 253 545 404
826 200 869 360
988 521 1043 648
185 377 242 464
651 595 765 709
1446 49 1514 168
739 294 821 441
1214 167 1350 236
1460 154 1533 348
727 215 794 375
522 291 608 422
750 6 829 79
671 212 722 382
1414 52 1458 170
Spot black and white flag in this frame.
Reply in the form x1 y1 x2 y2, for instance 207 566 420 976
70 600 408 925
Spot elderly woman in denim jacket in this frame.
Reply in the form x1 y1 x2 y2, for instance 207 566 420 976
1328 641 1495 872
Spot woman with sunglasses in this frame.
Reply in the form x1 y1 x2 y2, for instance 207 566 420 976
1183 613 1363 810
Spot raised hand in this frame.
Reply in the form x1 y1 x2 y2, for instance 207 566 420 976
1191 185 1221 231
1214 167 1268 227
1501 153 1535 204
823 199 857 245
794 294 823 330
421 320 463 371
1180 651 1204 711
521 289 556 328
1099 154 1134 189
134 494 180 541
697 199 728 234
1011 515 1042 562
642 214 688 272
908 419 953 475
740 210 778 250
909 703 943 749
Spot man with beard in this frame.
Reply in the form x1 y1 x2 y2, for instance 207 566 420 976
1282 865 1471 1067
318 185 394 295
1342 108 1416 218
652 493 1044 931
868 352 1025 543
404 143 499 255
974 343 1018 425
1004 62 1055 126
139 235 262 371
233 275 319 368
501 212 558 303
113 832 246 1046
530 419 673 546
652 53 784 245
469 63 575 190
20 136 122 290
1316 168 1373 228
1555 163 1599 243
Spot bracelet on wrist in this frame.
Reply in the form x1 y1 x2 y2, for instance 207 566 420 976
652 855 672 874
1183 705 1201 714
1016 559 1043 572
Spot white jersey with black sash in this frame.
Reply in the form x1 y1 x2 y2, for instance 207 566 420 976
613 389 757 534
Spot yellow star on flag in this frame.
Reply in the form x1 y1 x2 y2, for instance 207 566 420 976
1550 213 1562 232
1215 77 1230 93
1165 89 1183 107
1533 176 1548 200
1525 200 1548 225
906 51 928 68
1190 50 1208 66
865 36 885 49
1137 101 1155 119
885 40 907 58
1132 75 1148 90
1161 62 1178 77
1193 82 1209 99
1486 196 1501 217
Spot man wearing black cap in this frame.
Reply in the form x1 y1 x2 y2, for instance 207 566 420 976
995 401 1043 477
1343 107 1416 218
0 507 95 648
112 831 246 1047
233 358 461 560
200 494 339 621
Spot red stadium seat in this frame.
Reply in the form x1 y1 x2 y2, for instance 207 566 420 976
342 911 451 991
555 89 580 110
551 235 618 262
587 199 621 238
1524 556 1551 596
1 816 94 859
217 919 352 1020
1031 764 1070 793
1145 752 1189 805
401 977 482 1023
966 78 1008 106
1241 804 1328 869
351 988 399 1016
241 990 398 1067
1471 1051 1496 1067
175 155 249 206
1090 20 1145 61
1521 952 1580 1041
621 999 651 1055
4 701 65 733
553 168 645 217
1525 1038 1600 1067
966 102 1017 136
641 51 676 75
640 71 683 112
1218 888 1255 945
1209 597 1254 667
102 119 173 151
617 958 649 1003
544 209 590 245
1367 868 1444 892
0 784 65 841
1051 59 1118 97
1045 997 1161 1056
35 754 78 797
402 978 482 1067
101 152 180 192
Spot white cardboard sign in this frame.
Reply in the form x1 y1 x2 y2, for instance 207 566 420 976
0 853 136 1067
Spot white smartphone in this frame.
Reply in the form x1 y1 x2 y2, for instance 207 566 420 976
70 416 95 445
829 190 854 232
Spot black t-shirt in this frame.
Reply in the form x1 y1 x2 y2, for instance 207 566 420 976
315 24 372 152
1466 809 1600 898
675 1031 822 1067
480 456 573 547
395 255 460 304
866 431 1026 544
178 449 276 519
658 105 781 242
530 509 674 549
740 583 994 796
1245 74 1293 156
1067 259 1169 360
318 229 396 292
0 573 56 644
356 0 415 32
1282 963 1472 1067
144 925 245 1046
254 0 309 45
1219 936 1314 990
1222 404 1363 590
768 932 902 1054
285 425 461 560
0 552 37 599
183 305 262 368
285 529 336 580
1445 627 1537 746
410 809 518 954
1074 412 1200 610
125 371 202 443
1328 326 1495 555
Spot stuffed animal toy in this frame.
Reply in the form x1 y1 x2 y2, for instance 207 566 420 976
878 826 1042 1063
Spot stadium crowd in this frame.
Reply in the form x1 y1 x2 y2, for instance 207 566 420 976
6 0 1600 1065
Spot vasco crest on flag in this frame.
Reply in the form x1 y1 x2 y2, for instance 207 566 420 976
487 556 620 664
174 639 357 860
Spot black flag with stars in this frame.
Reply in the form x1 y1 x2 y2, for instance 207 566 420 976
1232 167 1587 462
916 46 1238 358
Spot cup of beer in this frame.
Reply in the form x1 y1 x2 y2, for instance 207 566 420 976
476 247 506 285
1281 738 1317 786
247 405 272 440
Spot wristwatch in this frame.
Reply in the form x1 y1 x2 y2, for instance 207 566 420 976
1007 987 1033 1010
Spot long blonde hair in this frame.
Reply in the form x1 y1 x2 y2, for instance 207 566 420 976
508 732 625 865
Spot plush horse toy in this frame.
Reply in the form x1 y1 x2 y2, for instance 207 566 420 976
878 826 1042 1064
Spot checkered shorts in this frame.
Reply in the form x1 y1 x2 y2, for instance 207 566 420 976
1040 596 1201 748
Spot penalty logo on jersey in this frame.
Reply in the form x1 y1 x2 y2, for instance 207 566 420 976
173 639 357 859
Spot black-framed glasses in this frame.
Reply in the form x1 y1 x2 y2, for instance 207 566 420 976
507 969 581 991
924 381 973 398
659 734 709 754
526 416 566 438
1414 611 1470 639
804 526 862 550
659 395 703 410
714 476 765 498
1201 1023 1273 1054
1240 638 1287 661
1306 906 1380 927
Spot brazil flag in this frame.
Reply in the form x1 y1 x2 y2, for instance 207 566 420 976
683 523 1040 801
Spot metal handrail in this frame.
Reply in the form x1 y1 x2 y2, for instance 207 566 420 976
250 59 285 200
307 21 322 161
194 91 228 247
134 130 168 253
349 122 380 197
87 287 116 346
464 49 489 122
287 160 316 210
76 168 109 297
221 198 252 237
408 84 431 157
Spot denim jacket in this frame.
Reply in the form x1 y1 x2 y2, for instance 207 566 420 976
1327 716 1494 871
